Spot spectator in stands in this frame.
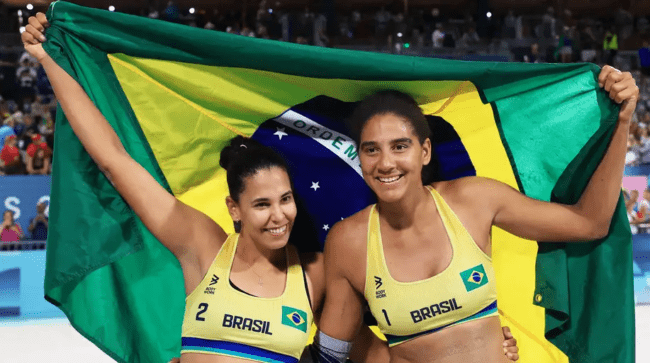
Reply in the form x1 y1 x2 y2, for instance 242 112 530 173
579 25 598 63
163 1 180 23
631 189 650 232
627 134 641 165
0 98 10 119
542 7 557 39
524 43 543 63
627 189 640 217
0 117 16 149
432 23 445 48
442 26 456 48
16 59 37 112
640 41 650 81
1 135 23 175
615 7 634 41
459 25 480 48
626 189 640 234
27 146 50 175
375 6 390 40
1 210 23 242
18 113 38 150
26 133 50 158
503 10 516 39
28 202 48 240
603 27 618 65
557 26 574 63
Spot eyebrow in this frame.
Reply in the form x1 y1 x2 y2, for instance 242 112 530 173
251 190 293 204
360 138 413 149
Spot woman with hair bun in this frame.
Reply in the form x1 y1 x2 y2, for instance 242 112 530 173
22 13 521 363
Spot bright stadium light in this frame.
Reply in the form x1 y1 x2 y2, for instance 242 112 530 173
397 32 403 38
26 4 33 10
17 10 23 16
486 12 492 18
19 26 26 33
189 8 195 14
268 9 273 14
109 5 115 12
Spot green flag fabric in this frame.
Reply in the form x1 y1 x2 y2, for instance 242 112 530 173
42 2 633 362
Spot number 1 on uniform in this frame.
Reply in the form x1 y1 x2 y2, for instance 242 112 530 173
382 309 391 326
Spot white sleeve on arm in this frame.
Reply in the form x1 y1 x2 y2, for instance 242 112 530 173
302 331 353 363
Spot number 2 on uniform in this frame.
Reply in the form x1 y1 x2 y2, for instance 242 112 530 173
196 303 208 321
382 309 391 326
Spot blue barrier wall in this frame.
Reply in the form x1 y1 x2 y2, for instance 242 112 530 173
0 250 64 319
0 175 51 240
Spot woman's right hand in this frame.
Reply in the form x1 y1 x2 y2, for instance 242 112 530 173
21 12 49 62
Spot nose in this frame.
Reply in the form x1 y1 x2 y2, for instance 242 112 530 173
269 203 286 224
377 150 396 173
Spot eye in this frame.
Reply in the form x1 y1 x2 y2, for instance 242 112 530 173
254 202 270 208
364 146 378 154
394 144 408 151
281 194 293 203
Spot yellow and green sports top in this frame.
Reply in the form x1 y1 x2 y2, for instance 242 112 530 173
181 233 313 363
364 186 498 347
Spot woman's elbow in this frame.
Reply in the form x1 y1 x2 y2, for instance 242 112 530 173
586 220 610 241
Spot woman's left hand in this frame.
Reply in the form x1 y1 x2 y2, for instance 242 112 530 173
502 326 519 361
598 65 639 125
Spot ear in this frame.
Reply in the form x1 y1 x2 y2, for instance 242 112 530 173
225 196 241 222
421 137 432 166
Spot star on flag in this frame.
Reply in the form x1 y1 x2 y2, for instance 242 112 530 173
274 127 288 140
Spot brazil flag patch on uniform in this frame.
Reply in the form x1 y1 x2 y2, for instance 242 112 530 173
282 306 308 332
460 264 488 292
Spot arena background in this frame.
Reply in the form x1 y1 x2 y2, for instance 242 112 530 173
1 0 649 361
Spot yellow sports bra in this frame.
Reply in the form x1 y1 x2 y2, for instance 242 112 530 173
364 186 498 347
181 234 313 363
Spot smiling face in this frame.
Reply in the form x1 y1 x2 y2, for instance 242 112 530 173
226 166 297 250
359 113 432 203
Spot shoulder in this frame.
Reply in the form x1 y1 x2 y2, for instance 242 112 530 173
322 206 372 291
325 205 372 255
433 176 489 202
432 176 517 219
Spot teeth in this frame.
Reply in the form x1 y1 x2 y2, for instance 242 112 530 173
268 225 287 235
378 176 401 183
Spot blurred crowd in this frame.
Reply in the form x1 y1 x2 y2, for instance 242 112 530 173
626 70 650 166
0 52 55 176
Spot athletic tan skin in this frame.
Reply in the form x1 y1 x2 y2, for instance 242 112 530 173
23 13 521 363
318 68 637 363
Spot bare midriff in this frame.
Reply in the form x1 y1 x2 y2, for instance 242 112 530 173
388 316 509 363
181 352 269 363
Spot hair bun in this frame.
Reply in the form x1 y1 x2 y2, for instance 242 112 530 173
219 136 264 170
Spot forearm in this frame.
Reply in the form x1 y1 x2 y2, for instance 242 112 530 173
39 54 126 169
574 118 629 231
348 325 389 363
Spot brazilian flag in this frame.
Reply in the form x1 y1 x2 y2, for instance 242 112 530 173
42 1 633 363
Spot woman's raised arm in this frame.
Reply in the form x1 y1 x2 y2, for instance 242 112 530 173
23 14 226 277
467 66 638 242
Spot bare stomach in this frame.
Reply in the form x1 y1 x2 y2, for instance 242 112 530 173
181 352 271 363
388 317 509 363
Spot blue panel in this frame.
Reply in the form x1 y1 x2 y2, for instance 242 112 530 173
0 251 63 320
